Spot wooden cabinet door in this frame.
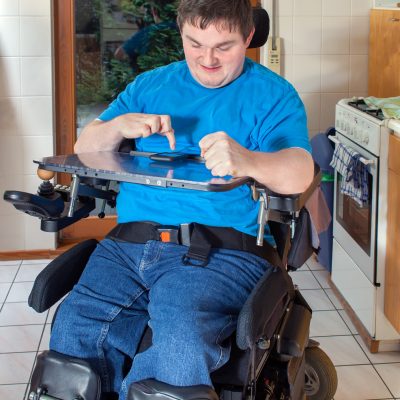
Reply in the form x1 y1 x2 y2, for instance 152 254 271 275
368 9 400 97
385 134 400 334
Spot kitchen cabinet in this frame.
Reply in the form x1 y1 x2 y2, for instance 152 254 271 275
368 9 400 97
385 134 400 334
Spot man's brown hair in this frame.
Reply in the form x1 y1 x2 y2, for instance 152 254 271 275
176 0 254 41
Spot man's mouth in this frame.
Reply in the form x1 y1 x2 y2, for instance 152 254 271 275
200 65 221 73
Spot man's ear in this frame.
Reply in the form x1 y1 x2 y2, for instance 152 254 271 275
245 27 255 48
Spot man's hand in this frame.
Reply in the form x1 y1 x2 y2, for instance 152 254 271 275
114 113 176 150
199 132 314 193
199 132 252 177
75 113 176 153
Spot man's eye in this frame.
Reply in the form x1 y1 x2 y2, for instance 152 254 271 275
218 46 231 52
191 43 201 48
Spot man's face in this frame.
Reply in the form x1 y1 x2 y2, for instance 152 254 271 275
181 20 254 89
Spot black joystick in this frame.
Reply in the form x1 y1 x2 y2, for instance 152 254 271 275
37 169 56 197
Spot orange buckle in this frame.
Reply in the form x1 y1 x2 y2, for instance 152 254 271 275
160 231 171 242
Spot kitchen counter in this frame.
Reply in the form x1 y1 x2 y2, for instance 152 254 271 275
388 119 400 137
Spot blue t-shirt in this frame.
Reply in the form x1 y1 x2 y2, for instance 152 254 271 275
99 59 311 237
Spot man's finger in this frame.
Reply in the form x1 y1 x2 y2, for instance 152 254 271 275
159 115 173 133
161 129 176 150
199 131 225 156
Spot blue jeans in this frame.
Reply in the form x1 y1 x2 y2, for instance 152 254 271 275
50 238 273 400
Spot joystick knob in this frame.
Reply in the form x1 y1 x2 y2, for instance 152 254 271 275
37 169 55 197
37 169 55 181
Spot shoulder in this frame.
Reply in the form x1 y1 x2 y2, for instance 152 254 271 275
136 61 187 84
243 58 297 97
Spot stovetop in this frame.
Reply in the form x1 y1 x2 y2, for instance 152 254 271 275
347 99 385 121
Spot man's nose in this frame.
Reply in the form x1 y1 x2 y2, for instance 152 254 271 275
202 48 217 65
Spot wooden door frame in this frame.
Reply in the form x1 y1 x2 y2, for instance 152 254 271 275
53 0 117 245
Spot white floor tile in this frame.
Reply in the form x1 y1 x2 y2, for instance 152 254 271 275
0 302 47 326
306 254 326 271
0 260 21 266
314 335 370 366
324 288 343 310
290 270 321 290
311 269 331 289
375 363 400 398
0 282 11 303
21 259 51 265
338 309 358 334
39 324 51 351
0 264 19 283
15 263 48 282
355 335 400 364
0 324 43 352
0 352 36 384
334 364 392 400
300 289 336 311
310 310 351 337
0 384 28 399
5 281 34 302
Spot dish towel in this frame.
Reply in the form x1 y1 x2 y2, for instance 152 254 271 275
330 142 369 206
364 96 400 119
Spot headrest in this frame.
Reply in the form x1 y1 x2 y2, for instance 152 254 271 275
249 8 270 49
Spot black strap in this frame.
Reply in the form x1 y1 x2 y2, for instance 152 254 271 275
107 222 160 243
182 223 212 267
106 222 282 268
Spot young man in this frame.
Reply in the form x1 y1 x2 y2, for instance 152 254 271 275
50 1 314 399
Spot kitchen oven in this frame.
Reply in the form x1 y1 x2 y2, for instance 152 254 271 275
331 99 400 347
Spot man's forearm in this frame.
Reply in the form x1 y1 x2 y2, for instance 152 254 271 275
74 120 122 154
247 148 314 194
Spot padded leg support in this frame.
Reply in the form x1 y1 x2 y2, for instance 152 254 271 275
28 350 101 400
128 380 219 400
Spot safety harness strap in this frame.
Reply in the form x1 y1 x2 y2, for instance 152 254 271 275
106 222 283 268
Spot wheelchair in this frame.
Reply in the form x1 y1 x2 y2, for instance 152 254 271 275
3 8 337 400
4 148 337 400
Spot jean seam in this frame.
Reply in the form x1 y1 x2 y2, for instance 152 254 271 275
97 323 111 391
96 286 148 391
139 241 163 271
211 314 234 371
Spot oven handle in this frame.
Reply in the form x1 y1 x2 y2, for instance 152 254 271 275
328 135 375 166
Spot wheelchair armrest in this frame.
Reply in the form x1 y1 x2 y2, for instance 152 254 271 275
236 267 294 350
3 190 65 218
256 163 321 213
28 239 98 313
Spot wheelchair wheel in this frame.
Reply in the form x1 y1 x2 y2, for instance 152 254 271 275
304 347 337 400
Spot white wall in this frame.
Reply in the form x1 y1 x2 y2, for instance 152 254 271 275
262 0 373 137
0 0 55 251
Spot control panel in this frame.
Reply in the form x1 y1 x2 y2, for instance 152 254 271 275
335 103 382 156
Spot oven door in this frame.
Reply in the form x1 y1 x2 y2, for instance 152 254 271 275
332 132 378 284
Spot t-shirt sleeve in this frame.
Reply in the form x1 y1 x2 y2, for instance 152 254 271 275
255 86 311 153
98 79 141 122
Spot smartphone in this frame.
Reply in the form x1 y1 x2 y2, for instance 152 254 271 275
149 152 189 162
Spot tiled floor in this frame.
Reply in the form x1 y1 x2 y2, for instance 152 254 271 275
0 256 400 400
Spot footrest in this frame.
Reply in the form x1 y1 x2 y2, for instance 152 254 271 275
29 350 101 400
128 380 218 400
